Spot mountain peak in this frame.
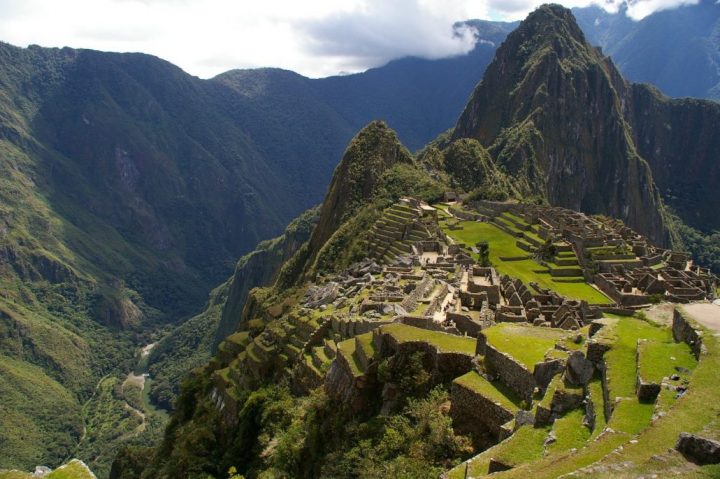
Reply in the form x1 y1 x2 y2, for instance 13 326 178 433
452 5 669 245
307 121 413 259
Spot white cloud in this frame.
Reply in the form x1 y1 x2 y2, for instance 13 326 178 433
0 0 704 78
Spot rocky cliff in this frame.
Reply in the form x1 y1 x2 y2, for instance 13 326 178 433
452 4 670 245
623 83 720 233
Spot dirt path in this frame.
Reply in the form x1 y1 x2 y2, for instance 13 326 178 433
120 342 157 433
681 303 720 332
644 303 676 327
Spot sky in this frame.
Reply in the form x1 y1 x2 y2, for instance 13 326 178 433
0 0 701 79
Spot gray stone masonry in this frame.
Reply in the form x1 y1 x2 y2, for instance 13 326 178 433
673 307 704 359
450 378 516 443
484 343 536 403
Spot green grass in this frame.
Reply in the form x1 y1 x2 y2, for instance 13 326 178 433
441 221 611 303
355 332 376 359
0 459 96 479
483 323 567 369
46 460 96 479
483 311 714 478
586 376 607 439
548 408 592 452
638 339 697 384
607 399 655 435
503 212 530 226
0 472 33 479
337 338 364 376
442 220 527 257
380 323 476 355
454 371 523 411
473 425 550 476
0 356 83 471
491 430 631 479
599 316 684 398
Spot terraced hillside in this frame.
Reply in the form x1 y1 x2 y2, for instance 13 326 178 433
129 194 719 478
438 208 603 301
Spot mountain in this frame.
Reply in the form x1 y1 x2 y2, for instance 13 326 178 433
0 21 515 471
121 121 453 479
574 0 720 101
452 4 720 248
213 20 516 152
3 2 720 474
113 13 720 470
452 5 669 245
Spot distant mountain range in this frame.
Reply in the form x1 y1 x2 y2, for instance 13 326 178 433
575 0 720 101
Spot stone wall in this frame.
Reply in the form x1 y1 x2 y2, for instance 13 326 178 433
447 312 482 337
484 344 536 403
398 315 461 335
331 316 390 339
377 332 473 384
636 339 661 401
673 307 704 359
324 349 376 413
400 276 434 312
533 358 565 392
450 379 515 442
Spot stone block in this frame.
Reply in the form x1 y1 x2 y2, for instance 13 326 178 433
676 433 720 465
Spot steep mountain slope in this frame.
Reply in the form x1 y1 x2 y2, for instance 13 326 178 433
213 21 516 152
623 84 720 233
146 207 318 409
121 121 450 479
452 5 669 245
575 0 720 100
0 42 351 472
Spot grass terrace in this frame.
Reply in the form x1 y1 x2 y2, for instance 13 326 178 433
547 408 592 453
572 316 720 477
336 338 365 377
638 339 697 385
440 220 612 303
379 323 476 355
454 371 523 411
482 323 568 369
448 425 551 478
484 311 709 478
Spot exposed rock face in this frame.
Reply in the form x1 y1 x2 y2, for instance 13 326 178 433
676 432 720 465
623 83 720 233
564 350 594 386
452 5 669 245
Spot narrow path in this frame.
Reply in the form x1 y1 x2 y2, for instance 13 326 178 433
681 303 720 332
121 372 148 432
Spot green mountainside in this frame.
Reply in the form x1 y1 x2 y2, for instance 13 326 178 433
0 41 342 473
104 6 720 478
146 208 319 409
452 5 669 245
2 3 720 478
